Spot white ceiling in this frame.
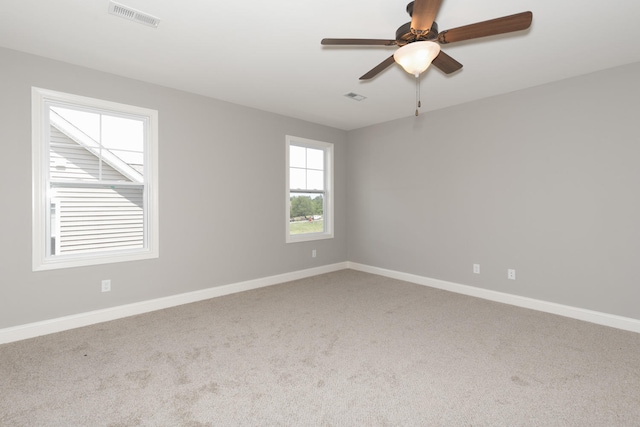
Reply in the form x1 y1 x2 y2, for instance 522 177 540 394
1 0 639 131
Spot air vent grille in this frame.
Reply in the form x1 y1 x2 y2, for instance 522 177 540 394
108 1 160 28
344 92 367 101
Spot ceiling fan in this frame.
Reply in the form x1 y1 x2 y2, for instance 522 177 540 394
321 0 533 80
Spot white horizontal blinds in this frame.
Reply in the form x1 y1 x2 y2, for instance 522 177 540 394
47 103 146 256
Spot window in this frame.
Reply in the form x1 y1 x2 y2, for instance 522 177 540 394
286 135 333 243
32 88 158 270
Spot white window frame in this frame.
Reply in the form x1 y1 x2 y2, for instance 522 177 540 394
285 135 334 243
32 87 159 271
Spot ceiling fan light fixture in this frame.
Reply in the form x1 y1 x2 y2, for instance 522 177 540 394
393 41 441 77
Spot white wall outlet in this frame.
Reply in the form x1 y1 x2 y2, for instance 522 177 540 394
312 249 317 258
101 279 111 292
473 264 480 274
508 269 516 280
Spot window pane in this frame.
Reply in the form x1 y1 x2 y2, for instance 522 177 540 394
306 148 324 170
47 100 148 256
306 170 324 190
289 167 306 190
289 194 324 235
107 149 144 175
34 88 158 270
290 145 306 168
286 136 333 243
101 115 145 167
50 185 144 255
49 135 100 182
50 106 100 142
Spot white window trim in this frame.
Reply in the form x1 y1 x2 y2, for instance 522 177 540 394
31 87 159 271
285 135 334 243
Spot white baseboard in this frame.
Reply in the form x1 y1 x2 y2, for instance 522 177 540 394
0 262 349 345
348 262 640 334
3 260 638 345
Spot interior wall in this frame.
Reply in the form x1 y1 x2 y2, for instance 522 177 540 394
347 62 640 320
0 47 348 329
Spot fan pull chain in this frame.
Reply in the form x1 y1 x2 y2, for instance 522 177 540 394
415 76 421 116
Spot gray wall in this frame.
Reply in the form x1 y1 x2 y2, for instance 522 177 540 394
3 44 639 330
347 62 640 320
0 47 348 329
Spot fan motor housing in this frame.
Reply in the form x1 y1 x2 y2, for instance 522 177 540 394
396 21 438 45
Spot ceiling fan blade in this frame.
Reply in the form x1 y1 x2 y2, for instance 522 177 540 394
431 51 463 74
411 0 443 34
322 38 397 46
437 11 532 44
360 55 396 80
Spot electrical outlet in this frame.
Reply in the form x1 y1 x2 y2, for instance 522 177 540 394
508 269 516 280
473 264 480 274
101 279 111 292
312 249 317 258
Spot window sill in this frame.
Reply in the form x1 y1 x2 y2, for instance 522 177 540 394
286 232 334 244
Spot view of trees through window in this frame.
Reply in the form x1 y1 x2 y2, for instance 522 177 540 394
290 194 323 234
289 144 325 235
286 136 332 241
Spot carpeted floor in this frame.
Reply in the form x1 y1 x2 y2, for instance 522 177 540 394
1 269 639 426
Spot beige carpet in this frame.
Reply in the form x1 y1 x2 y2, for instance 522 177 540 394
1 270 639 426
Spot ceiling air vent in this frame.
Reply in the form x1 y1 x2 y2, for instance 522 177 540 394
108 1 160 28
344 92 367 101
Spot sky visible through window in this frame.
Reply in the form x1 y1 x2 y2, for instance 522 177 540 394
289 145 324 190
